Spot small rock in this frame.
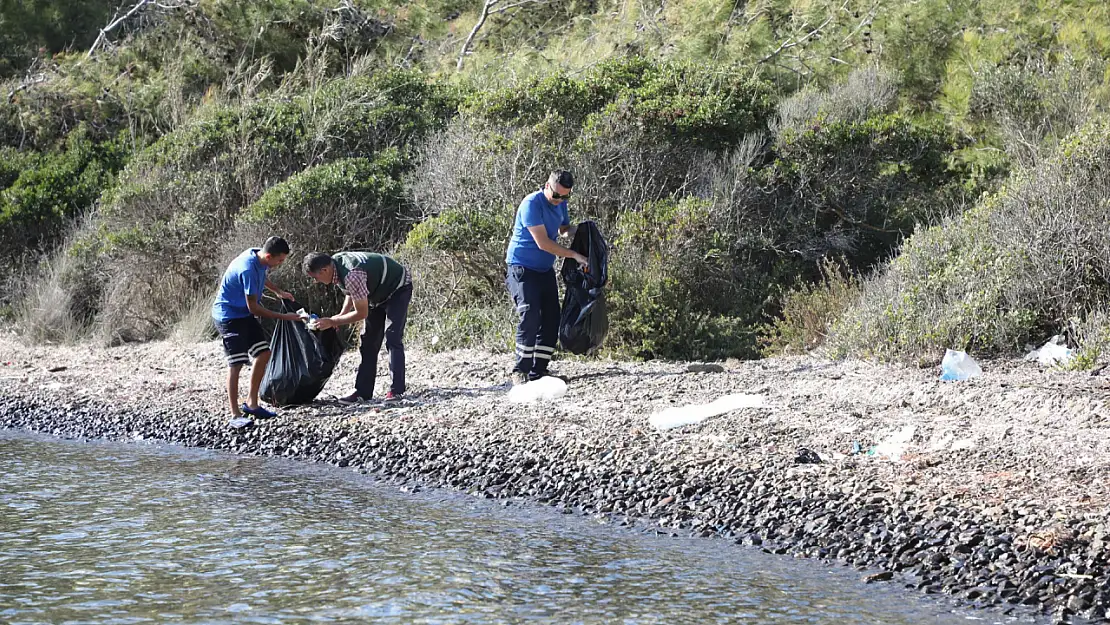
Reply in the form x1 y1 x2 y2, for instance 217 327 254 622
865 571 895 583
794 448 822 464
686 363 725 374
1067 594 1090 613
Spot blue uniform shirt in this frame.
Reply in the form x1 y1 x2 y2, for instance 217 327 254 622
505 190 570 272
211 248 267 323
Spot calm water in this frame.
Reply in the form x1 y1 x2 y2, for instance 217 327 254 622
0 430 1018 624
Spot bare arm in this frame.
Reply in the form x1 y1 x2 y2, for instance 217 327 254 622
264 279 293 300
528 225 588 267
246 294 300 321
339 295 354 316
317 298 369 330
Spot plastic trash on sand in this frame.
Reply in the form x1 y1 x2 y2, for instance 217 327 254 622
868 425 916 460
649 394 766 431
228 417 252 429
939 349 982 381
508 376 567 404
1025 336 1074 367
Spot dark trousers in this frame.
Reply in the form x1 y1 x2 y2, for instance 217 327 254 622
506 265 559 379
355 283 412 399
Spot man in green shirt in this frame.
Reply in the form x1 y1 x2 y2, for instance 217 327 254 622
303 251 412 404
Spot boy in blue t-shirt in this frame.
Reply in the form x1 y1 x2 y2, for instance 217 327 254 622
504 170 590 384
211 236 301 426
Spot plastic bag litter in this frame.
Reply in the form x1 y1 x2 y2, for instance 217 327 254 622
1024 336 1074 367
260 301 345 406
508 376 567 404
559 221 610 355
869 425 917 460
649 394 766 431
939 349 982 381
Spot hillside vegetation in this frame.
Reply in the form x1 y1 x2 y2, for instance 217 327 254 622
2 0 1109 362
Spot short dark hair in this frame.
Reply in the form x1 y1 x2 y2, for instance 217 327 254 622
261 236 290 256
548 170 574 189
303 252 333 275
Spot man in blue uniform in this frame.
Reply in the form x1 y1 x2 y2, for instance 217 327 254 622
505 170 589 385
211 236 302 425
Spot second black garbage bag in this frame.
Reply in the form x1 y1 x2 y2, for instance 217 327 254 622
559 221 610 355
260 301 345 406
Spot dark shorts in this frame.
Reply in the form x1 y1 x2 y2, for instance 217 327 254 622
214 316 270 367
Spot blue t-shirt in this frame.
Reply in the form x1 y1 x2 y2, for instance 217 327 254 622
211 248 267 323
505 190 570 272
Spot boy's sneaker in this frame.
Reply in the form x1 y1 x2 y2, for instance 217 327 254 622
338 392 366 405
241 403 277 419
384 391 403 403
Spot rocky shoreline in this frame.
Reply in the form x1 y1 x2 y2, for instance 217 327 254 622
2 335 1109 623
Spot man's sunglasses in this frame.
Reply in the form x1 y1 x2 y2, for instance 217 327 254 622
548 186 572 200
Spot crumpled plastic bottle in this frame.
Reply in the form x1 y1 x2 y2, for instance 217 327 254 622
297 308 320 330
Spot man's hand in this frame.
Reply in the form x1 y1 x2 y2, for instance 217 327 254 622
277 289 294 300
281 312 302 322
314 317 339 330
574 252 590 273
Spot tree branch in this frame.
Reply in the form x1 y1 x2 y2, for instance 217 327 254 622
89 0 152 58
457 0 498 71
759 0 849 65
88 0 194 58
6 74 48 103
489 0 547 14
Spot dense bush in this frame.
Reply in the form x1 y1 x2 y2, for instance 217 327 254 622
828 116 1110 362
27 69 458 342
8 0 1108 361
758 260 861 356
0 125 129 263
0 0 118 78
400 65 970 359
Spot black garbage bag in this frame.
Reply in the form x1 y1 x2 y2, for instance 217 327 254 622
260 301 345 406
559 221 610 355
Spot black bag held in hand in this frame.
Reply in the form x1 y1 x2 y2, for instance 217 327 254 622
260 301 345 406
559 221 610 355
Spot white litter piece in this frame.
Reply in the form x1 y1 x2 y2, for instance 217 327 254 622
950 438 976 451
507 376 567 404
649 394 766 431
939 349 982 381
1024 336 1074 367
869 425 917 460
927 432 976 453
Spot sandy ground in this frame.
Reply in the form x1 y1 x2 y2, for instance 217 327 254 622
3 331 1108 526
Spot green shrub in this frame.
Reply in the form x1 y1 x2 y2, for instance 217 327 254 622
307 69 462 156
236 150 410 311
0 125 129 255
759 260 861 356
0 0 118 78
605 197 757 359
49 69 457 342
606 268 756 361
828 116 1110 361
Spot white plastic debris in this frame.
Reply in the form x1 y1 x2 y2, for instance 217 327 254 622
939 349 982 381
1024 336 1074 367
649 394 766 431
507 376 567 404
869 425 917 460
928 432 976 453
